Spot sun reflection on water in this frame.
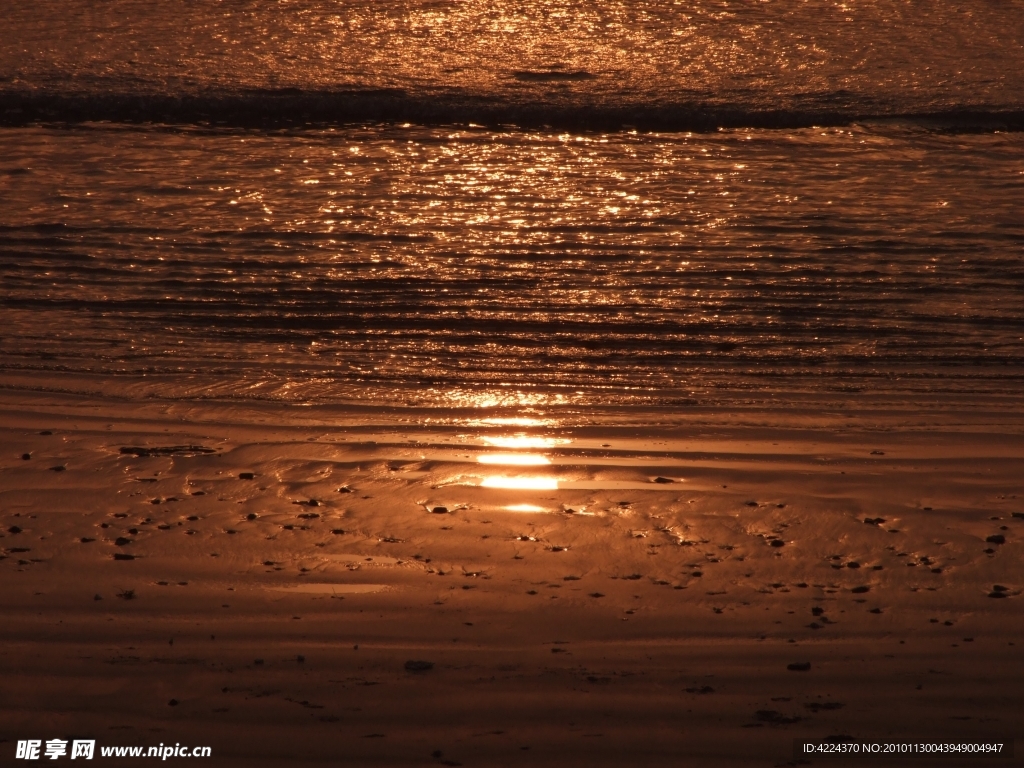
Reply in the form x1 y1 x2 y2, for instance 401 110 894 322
503 504 547 513
481 435 567 449
480 476 558 490
477 453 550 465
477 417 554 427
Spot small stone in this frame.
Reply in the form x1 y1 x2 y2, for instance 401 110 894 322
50 465 66 472
986 534 1006 545
114 537 132 546
239 472 255 480
769 539 785 548
653 477 674 484
21 453 31 460
404 660 434 672
112 553 135 561
431 506 449 514
168 699 178 706
8 526 22 534
787 662 811 671
851 585 870 594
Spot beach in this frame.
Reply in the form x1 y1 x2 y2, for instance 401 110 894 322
4 1 1024 762
2 389 1021 765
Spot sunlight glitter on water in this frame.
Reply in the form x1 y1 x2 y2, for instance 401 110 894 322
477 418 554 427
503 504 548 513
480 476 559 490
477 453 550 465
481 435 566 449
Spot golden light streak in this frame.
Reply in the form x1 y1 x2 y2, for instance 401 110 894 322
480 476 558 490
482 435 565 449
504 504 547 513
476 453 550 465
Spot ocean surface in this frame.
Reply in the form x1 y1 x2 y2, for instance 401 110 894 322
2 0 1024 412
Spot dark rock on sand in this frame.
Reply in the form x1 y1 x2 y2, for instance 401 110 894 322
985 534 1006 544
787 662 812 671
755 710 802 725
404 660 434 672
769 539 785 548
21 453 31 460
8 525 22 534
851 585 871 593
239 472 256 480
653 477 674 484
113 553 136 561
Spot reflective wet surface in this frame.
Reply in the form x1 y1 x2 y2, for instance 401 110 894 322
2 123 1023 407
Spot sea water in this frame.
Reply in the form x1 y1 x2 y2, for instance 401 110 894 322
2 0 1023 413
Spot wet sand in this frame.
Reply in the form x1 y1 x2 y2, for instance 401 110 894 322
1 389 1022 766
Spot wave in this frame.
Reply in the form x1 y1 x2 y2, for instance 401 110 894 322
2 88 1023 132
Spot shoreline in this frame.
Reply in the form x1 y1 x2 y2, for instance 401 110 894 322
1 389 1022 764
